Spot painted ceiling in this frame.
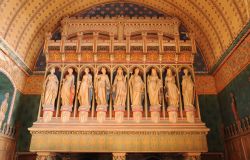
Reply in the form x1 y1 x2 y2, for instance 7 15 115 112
0 0 249 71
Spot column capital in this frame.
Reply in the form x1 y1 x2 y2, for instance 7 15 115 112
112 152 126 160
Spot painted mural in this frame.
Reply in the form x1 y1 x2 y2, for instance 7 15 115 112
218 65 250 127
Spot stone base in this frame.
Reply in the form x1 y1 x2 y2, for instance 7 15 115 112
185 106 195 123
61 111 71 123
43 111 53 123
79 111 89 123
167 106 178 123
133 111 142 123
115 111 124 123
97 111 106 123
151 111 160 123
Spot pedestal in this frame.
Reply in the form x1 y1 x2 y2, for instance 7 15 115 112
42 105 54 122
183 152 201 160
78 106 90 122
133 111 142 123
150 105 161 123
36 152 56 160
114 105 125 123
96 105 107 123
167 106 178 123
112 153 126 160
115 111 124 123
60 105 72 122
185 106 195 123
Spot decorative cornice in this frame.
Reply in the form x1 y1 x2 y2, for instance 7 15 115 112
210 20 250 74
0 37 32 75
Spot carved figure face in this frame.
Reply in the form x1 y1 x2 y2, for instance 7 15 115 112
84 67 90 74
184 69 189 75
68 68 73 74
167 68 172 76
135 68 140 75
50 68 55 74
151 68 157 76
117 67 123 75
101 67 106 74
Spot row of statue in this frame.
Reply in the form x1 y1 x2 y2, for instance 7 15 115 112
42 66 195 113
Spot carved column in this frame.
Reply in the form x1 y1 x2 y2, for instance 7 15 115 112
93 32 99 53
142 32 147 53
182 153 201 160
158 32 163 53
112 153 126 160
36 152 56 160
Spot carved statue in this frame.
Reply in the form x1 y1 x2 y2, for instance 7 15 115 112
147 68 162 106
165 69 179 107
95 67 111 107
42 67 59 107
113 67 127 109
0 93 9 128
61 68 75 106
129 68 144 110
78 67 93 108
182 69 194 107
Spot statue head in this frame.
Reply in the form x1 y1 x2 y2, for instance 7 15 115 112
68 68 73 74
101 67 106 74
117 67 123 75
167 68 173 76
84 67 90 74
50 67 55 74
183 68 189 75
4 93 9 98
151 68 157 76
134 68 140 75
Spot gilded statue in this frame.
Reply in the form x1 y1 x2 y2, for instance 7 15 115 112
147 68 162 106
61 68 75 106
165 68 179 107
78 67 93 108
182 69 194 107
42 67 59 107
129 68 144 110
113 67 127 109
95 67 111 107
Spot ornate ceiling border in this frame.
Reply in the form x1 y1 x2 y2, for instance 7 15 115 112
0 37 32 75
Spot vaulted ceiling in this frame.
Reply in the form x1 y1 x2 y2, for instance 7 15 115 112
0 0 249 71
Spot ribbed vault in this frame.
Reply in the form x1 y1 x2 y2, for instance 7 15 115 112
0 0 249 70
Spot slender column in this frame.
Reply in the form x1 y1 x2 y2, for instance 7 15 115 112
109 66 113 119
36 152 56 160
60 32 67 53
182 152 201 160
142 32 147 53
110 33 114 53
160 67 166 119
112 153 126 160
126 68 130 119
189 33 197 54
158 32 163 53
91 65 97 119
176 66 184 119
93 32 99 53
143 66 148 119
73 67 80 117
126 34 131 53
191 67 201 120
56 66 64 117
174 35 180 53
